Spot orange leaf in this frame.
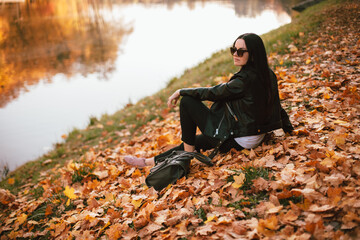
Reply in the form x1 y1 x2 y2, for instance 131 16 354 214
45 205 53 216
131 169 142 178
7 178 15 185
282 209 299 222
262 215 278 230
278 91 288 100
156 135 171 148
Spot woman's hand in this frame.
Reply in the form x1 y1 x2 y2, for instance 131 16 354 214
167 89 181 108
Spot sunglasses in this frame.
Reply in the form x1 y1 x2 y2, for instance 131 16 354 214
230 47 248 57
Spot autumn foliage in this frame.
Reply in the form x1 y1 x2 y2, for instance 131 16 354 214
0 2 359 239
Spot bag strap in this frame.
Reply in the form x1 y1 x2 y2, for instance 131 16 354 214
208 139 224 159
173 151 214 167
182 138 225 165
190 151 214 166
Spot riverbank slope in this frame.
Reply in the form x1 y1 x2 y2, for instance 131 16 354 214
1 0 359 239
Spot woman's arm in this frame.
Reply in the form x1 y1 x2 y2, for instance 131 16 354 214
167 89 181 108
180 76 248 102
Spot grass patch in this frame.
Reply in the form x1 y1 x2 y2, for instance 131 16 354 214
279 195 304 206
227 166 271 218
194 207 207 222
272 58 295 68
228 166 270 191
71 161 95 183
227 192 270 218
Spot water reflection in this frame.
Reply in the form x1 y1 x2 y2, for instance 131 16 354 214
0 0 301 171
0 0 132 108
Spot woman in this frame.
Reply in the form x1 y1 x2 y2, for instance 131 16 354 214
124 33 293 168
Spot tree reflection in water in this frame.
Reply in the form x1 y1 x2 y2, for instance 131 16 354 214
0 0 132 108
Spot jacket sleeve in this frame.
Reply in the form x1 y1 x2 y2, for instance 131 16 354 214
180 72 249 101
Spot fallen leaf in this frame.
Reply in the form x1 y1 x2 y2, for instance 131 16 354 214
7 178 15 185
0 189 15 205
232 173 245 188
63 186 78 200
17 213 27 225
93 170 109 179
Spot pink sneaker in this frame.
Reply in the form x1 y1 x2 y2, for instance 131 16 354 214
124 155 147 168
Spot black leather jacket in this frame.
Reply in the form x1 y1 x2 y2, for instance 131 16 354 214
179 65 293 141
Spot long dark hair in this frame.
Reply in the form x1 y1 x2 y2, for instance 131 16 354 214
234 33 274 107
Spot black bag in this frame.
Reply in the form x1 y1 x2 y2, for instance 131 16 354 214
145 150 214 191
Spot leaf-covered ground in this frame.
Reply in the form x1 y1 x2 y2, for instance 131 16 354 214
1 2 359 239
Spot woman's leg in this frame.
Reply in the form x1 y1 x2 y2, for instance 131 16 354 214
154 134 219 164
218 138 244 153
179 96 211 147
126 136 239 167
125 96 219 167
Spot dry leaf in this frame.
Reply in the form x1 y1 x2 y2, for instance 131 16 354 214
232 173 245 188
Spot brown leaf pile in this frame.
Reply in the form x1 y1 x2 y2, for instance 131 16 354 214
0 2 359 239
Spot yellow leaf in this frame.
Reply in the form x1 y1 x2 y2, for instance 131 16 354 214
63 186 78 200
66 198 71 206
131 199 143 209
205 214 218 224
17 213 27 225
100 221 111 233
232 173 245 188
258 215 278 231
7 178 15 185
192 197 199 205
241 149 250 156
306 58 311 64
288 75 298 83
323 93 331 99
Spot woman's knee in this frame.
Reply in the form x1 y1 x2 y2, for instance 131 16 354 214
180 96 198 109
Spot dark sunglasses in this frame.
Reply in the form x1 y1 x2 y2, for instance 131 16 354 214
230 47 248 57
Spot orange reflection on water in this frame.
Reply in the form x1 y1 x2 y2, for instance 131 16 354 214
0 0 132 108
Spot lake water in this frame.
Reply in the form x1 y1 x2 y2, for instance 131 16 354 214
0 0 300 171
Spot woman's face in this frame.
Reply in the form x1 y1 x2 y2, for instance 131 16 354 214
233 39 249 67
